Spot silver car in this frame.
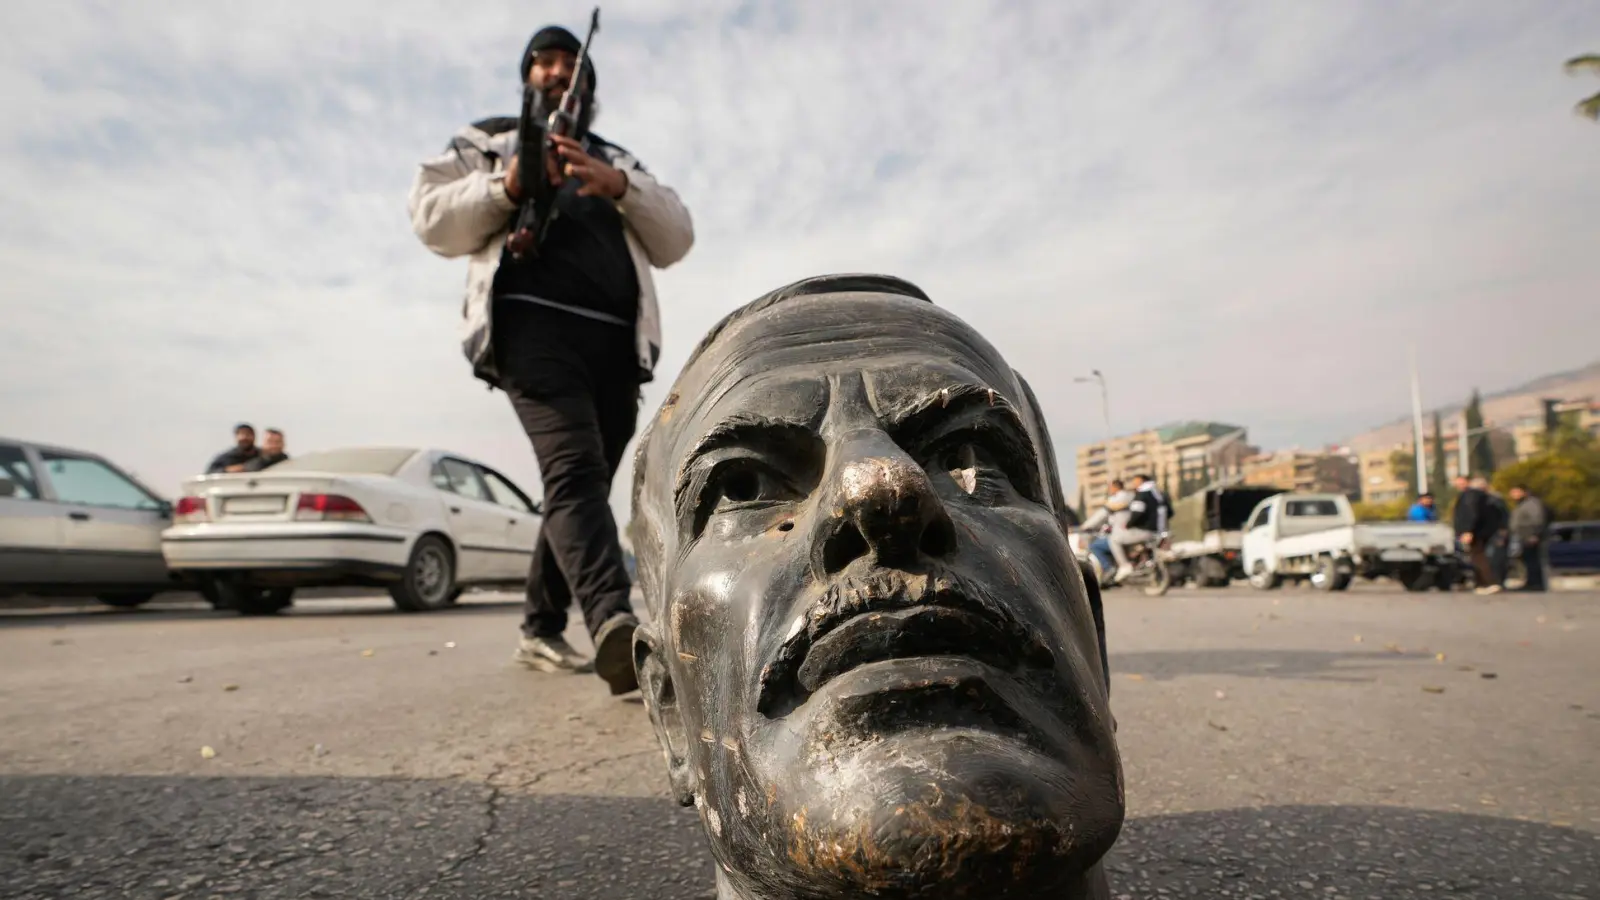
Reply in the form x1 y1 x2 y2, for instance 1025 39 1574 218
0 436 186 608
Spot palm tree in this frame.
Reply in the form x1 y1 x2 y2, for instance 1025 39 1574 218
1567 54 1600 120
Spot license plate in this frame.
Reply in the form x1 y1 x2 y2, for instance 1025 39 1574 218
223 495 286 514
1381 549 1424 562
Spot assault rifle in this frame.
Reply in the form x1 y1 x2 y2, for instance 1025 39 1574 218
506 7 601 259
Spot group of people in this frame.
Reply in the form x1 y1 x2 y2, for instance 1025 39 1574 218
204 423 290 475
1420 475 1555 594
1077 474 1172 582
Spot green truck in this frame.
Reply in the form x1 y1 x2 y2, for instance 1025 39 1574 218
1161 486 1285 587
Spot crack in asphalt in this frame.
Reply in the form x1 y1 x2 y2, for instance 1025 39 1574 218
410 749 658 896
415 761 509 897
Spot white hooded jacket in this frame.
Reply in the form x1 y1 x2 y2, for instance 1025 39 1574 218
407 116 694 388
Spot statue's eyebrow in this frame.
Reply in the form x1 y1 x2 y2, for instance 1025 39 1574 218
886 383 1030 443
673 413 816 516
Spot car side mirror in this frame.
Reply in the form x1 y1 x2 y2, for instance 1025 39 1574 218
156 499 173 518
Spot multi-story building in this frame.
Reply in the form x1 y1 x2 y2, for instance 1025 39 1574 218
1241 449 1361 498
1075 421 1253 509
1510 398 1599 459
1355 427 1521 503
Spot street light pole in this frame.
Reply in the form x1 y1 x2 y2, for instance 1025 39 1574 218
1408 344 1429 495
1074 369 1112 472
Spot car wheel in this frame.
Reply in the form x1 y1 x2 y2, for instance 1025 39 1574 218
1397 564 1431 592
1197 556 1230 588
1143 557 1172 597
390 535 456 612
1311 556 1340 592
1248 561 1281 590
97 592 154 609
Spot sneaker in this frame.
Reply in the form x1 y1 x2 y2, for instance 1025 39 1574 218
1474 584 1503 596
592 612 640 696
513 635 594 673
1112 566 1133 583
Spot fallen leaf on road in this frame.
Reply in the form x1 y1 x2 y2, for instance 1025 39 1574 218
427 650 438 656
312 743 328 757
1215 690 1227 700
178 675 193 684
1124 673 1145 681
1481 672 1498 679
200 746 217 759
1422 685 1445 694
1436 653 1447 662
360 649 375 658
1207 720 1229 731
445 642 457 649
1353 635 1363 643
222 684 239 692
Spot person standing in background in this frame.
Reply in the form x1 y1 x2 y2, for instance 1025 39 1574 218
1508 485 1553 592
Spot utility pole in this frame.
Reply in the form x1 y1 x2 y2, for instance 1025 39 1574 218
1075 369 1113 482
1408 344 1429 495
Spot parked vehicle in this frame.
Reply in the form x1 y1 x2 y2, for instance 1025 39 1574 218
1502 519 1600 589
0 436 188 607
1162 486 1283 587
1240 492 1457 591
161 447 541 615
1548 520 1600 574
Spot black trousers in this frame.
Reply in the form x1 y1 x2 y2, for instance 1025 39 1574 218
495 301 639 640
1521 538 1549 591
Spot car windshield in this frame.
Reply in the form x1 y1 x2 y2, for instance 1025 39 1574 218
264 448 417 475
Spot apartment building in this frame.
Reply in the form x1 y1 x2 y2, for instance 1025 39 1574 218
1075 421 1253 509
1240 450 1361 498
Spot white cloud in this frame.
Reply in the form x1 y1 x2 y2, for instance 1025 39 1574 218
1 1 1596 513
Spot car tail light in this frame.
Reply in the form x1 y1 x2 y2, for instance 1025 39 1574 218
174 496 209 524
295 493 371 523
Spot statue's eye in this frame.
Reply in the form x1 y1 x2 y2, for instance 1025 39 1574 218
941 444 979 494
711 460 791 510
933 439 1010 501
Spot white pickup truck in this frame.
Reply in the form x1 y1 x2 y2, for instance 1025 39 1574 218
1240 492 1459 591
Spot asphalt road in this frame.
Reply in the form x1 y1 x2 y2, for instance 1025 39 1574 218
2 583 1597 899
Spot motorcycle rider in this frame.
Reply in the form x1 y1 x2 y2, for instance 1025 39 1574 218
1111 473 1170 582
1079 479 1133 578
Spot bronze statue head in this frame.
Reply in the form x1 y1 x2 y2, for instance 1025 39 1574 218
629 274 1122 899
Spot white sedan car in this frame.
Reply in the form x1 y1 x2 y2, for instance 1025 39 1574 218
161 447 541 615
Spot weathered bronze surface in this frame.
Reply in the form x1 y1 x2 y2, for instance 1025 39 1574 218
628 274 1122 899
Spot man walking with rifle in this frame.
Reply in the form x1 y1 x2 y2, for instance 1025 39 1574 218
407 11 694 695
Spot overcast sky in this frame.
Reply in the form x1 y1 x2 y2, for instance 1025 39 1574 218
2 1 1597 516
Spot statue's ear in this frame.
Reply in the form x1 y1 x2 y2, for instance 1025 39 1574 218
634 624 696 807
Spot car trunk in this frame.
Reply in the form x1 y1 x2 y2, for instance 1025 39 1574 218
183 474 344 524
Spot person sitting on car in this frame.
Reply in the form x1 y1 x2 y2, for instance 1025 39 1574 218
237 429 290 472
206 423 261 474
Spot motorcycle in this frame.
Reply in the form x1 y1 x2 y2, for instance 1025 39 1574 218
1082 536 1171 597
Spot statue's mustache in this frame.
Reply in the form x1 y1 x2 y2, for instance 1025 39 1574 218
756 565 1053 717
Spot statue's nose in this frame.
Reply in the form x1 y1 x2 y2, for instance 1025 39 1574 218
814 437 957 575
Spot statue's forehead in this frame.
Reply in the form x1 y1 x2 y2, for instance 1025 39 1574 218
674 295 1014 421
661 300 1020 461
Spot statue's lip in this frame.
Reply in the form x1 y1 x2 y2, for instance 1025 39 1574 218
795 605 1020 695
757 583 1056 718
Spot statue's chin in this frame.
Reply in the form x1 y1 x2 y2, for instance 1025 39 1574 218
733 729 1122 900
